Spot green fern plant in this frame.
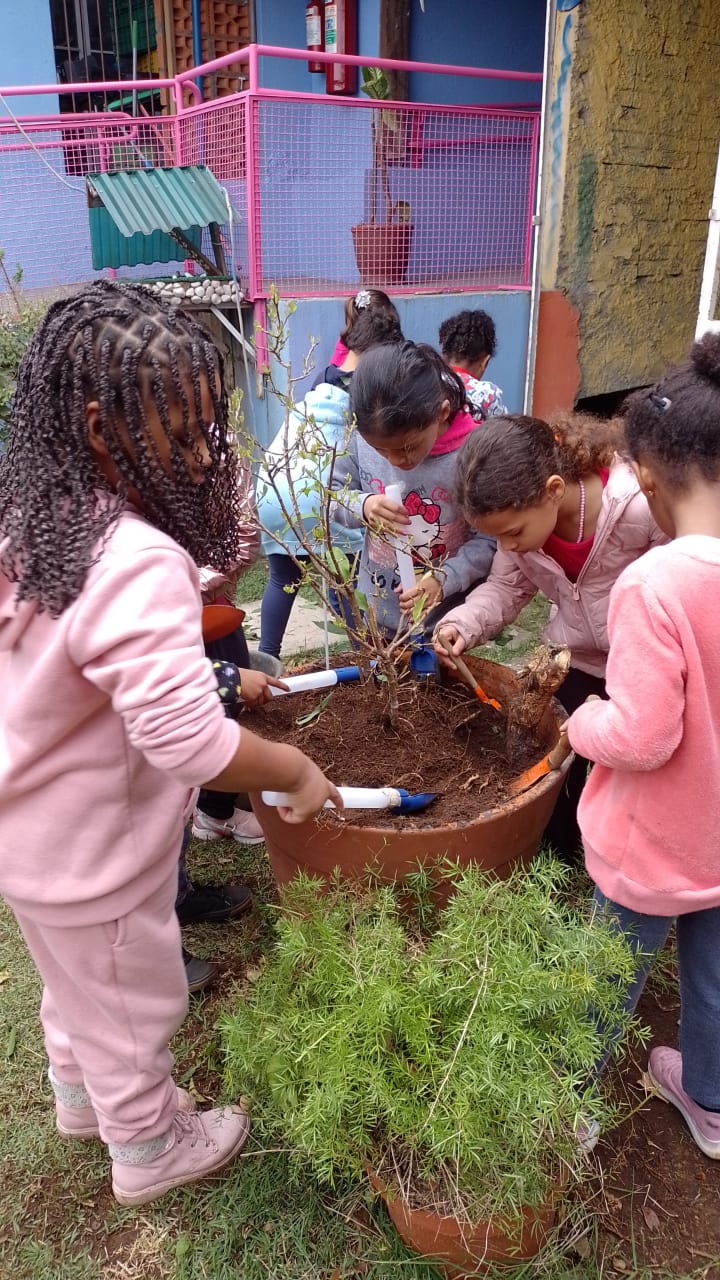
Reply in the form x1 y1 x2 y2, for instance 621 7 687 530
222 855 647 1223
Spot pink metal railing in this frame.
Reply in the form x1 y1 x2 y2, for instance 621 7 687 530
0 46 540 300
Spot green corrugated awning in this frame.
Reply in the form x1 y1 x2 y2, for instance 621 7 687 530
86 165 237 238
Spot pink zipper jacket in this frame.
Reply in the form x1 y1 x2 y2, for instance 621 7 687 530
568 537 720 915
0 510 241 927
439 460 666 676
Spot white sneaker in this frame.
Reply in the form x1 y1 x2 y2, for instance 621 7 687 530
192 807 265 845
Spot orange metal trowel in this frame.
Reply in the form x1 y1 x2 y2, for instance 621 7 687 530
509 729 572 797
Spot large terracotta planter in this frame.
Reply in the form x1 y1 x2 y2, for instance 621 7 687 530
250 655 572 889
373 1174 559 1278
351 222 413 287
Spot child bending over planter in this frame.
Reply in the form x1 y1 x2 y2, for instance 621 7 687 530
433 410 666 860
0 281 339 1207
566 331 720 1159
330 340 496 640
439 307 507 420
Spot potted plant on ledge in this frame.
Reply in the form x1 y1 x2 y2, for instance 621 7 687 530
351 66 414 288
223 856 646 1275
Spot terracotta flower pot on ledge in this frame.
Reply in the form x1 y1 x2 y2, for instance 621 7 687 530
250 655 572 891
351 222 413 287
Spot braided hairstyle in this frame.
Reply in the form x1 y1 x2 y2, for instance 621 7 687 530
438 308 497 365
624 332 720 488
455 411 625 516
349 340 467 440
0 279 241 616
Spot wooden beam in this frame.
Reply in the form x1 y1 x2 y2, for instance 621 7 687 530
378 0 410 102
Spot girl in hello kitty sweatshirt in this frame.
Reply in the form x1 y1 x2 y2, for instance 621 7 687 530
330 341 495 637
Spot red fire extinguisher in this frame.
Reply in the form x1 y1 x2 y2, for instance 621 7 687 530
305 1 325 74
324 0 357 96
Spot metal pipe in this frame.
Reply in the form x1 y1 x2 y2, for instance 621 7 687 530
191 0 203 97
522 0 554 414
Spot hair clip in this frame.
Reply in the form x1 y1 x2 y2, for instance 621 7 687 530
355 289 372 310
648 391 672 413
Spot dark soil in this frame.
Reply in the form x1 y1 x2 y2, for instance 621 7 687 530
241 664 547 828
588 980 720 1277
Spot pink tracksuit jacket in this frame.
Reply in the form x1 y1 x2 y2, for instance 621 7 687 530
568 536 720 916
0 510 241 927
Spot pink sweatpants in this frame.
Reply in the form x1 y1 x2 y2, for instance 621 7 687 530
12 871 188 1146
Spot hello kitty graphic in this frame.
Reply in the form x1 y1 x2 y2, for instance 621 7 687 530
403 491 446 564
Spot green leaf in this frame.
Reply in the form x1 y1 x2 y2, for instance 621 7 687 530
354 591 368 612
295 691 333 727
325 548 351 581
5 1026 17 1060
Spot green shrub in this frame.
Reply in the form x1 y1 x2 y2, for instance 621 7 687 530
222 856 646 1222
0 295 44 442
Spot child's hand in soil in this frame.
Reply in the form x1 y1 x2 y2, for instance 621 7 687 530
276 758 343 825
362 493 410 533
433 624 468 666
239 668 289 706
398 573 442 614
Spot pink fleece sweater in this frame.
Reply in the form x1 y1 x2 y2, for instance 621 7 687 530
567 536 720 916
0 510 241 927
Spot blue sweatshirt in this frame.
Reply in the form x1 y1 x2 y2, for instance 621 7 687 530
258 384 364 559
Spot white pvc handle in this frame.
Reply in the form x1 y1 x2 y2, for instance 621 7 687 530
268 670 338 696
261 786 399 810
384 484 416 592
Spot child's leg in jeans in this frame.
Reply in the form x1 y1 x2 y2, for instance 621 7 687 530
259 554 305 658
591 888 673 1072
544 668 607 863
676 907 720 1108
14 872 185 1146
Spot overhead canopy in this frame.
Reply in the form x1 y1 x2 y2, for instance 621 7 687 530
86 164 237 238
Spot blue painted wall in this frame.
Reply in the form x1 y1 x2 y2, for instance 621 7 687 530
249 290 529 446
0 0 58 115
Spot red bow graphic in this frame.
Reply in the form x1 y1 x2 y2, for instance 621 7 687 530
404 491 441 523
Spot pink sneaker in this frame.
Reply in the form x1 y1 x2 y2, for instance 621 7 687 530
111 1105 250 1206
648 1046 720 1159
56 1086 196 1140
192 807 265 846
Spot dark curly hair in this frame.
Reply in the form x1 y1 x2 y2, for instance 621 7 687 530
455 411 625 516
0 280 241 616
438 309 497 365
339 289 399 345
349 341 467 439
344 308 403 354
623 332 720 488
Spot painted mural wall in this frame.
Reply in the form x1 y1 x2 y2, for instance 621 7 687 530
544 0 720 399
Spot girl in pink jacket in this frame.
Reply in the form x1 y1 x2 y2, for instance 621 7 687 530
566 333 720 1159
434 411 665 859
0 281 339 1207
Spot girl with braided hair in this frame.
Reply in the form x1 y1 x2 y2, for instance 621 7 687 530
0 281 339 1206
433 410 666 860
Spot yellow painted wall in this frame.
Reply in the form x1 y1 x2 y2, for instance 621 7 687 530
547 1 720 398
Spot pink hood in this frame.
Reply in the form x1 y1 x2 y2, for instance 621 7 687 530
440 460 667 677
0 512 240 926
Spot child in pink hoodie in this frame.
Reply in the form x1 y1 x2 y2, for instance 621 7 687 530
434 411 665 859
0 281 340 1206
566 333 720 1160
